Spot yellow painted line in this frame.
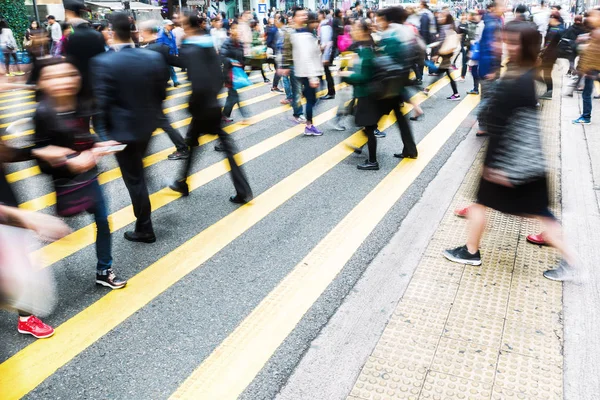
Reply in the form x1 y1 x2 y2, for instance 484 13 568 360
0 101 36 111
0 78 453 400
13 83 345 199
0 106 37 120
0 94 35 105
170 95 480 400
0 89 32 99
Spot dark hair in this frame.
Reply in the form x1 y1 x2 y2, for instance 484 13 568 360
505 21 541 66
30 20 40 29
47 15 56 20
335 8 342 18
307 12 318 23
420 1 429 9
291 6 303 17
278 15 287 24
111 12 131 41
0 20 9 32
355 18 371 33
390 6 408 23
60 22 71 32
515 4 527 14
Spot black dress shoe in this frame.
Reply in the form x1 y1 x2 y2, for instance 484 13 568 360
124 231 156 243
409 113 424 121
173 82 180 87
357 160 380 170
394 153 418 159
214 144 224 152
321 94 335 100
169 181 190 196
229 194 252 204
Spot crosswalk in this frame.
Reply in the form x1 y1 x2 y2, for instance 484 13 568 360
0 68 479 399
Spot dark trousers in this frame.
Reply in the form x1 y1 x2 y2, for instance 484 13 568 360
90 180 112 271
115 141 153 234
159 111 187 152
223 87 247 119
541 62 554 92
430 68 458 94
412 62 424 82
298 77 317 123
471 65 480 93
392 101 417 157
3 52 18 72
364 125 377 163
324 64 335 96
178 108 252 199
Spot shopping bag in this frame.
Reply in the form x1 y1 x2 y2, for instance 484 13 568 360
424 59 439 73
231 66 252 90
0 225 57 317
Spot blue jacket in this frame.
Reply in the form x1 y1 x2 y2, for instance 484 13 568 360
478 13 502 77
157 28 178 55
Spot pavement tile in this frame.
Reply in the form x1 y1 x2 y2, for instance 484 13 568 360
419 370 493 400
372 326 439 368
493 351 562 399
430 337 498 384
349 356 427 400
388 299 452 336
442 307 505 349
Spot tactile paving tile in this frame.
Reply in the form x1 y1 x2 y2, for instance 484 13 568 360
387 299 451 336
430 337 498 384
411 256 464 285
460 264 513 292
505 280 562 325
452 279 510 319
493 351 562 399
402 278 459 307
501 319 562 363
372 326 439 368
348 356 427 400
512 235 561 278
419 370 493 400
443 307 505 349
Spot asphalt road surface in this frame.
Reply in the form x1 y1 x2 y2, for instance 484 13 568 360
0 68 480 400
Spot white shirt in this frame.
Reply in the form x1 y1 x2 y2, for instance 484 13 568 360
50 22 62 42
173 26 185 48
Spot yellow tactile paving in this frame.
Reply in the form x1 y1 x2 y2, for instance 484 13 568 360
347 83 564 399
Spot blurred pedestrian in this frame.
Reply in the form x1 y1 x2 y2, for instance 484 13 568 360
539 11 565 99
318 10 336 99
424 13 460 100
340 19 382 170
220 21 250 124
34 58 127 289
442 23 576 281
157 19 180 87
47 15 62 53
25 20 48 84
572 8 600 125
92 12 169 244
0 20 24 77
169 15 253 204
51 22 71 57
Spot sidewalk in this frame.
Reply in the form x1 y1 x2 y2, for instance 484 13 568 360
345 84 563 399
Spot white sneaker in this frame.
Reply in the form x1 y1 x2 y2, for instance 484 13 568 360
455 77 465 82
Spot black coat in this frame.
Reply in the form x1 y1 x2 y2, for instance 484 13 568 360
65 20 106 101
180 35 224 114
145 41 184 69
91 46 169 143
219 37 245 86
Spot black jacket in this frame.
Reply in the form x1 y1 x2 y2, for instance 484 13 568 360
91 46 169 143
219 37 245 86
180 35 224 113
65 19 106 101
145 41 184 68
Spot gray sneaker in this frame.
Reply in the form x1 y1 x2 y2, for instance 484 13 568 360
543 261 573 282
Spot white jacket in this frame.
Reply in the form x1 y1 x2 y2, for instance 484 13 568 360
291 30 324 78
0 28 17 53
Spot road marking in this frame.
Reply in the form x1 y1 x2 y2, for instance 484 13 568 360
0 78 454 400
169 94 480 400
0 89 31 99
0 94 34 105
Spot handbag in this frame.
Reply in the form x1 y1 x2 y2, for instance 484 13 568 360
470 41 480 61
54 169 98 217
231 65 252 90
438 32 460 56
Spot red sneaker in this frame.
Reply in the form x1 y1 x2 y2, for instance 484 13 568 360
526 233 547 246
18 316 55 339
454 206 470 218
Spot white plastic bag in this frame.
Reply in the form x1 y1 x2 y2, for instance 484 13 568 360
0 225 57 317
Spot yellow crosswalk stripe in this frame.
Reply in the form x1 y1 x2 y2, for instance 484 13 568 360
170 94 480 400
0 94 35 105
0 89 32 99
0 77 454 400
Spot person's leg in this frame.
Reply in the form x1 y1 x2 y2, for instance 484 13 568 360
393 102 418 157
466 203 486 253
260 64 269 82
282 75 292 100
447 69 458 94
216 125 253 200
223 87 238 118
291 72 304 117
160 111 188 153
4 52 10 74
115 142 154 235
540 216 576 266
324 64 335 96
364 125 377 163
461 48 468 78
91 180 112 272
543 63 553 92
471 64 480 93
582 75 593 120
12 53 20 72
169 65 179 85
424 68 445 93
272 71 281 88
302 78 316 124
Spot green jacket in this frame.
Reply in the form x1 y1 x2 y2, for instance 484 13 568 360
343 43 375 98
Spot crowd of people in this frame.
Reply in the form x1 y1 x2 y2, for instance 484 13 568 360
0 0 599 342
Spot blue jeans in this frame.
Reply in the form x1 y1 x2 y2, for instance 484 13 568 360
90 180 112 271
582 76 594 119
169 66 179 84
282 75 293 100
298 77 317 123
290 71 304 117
